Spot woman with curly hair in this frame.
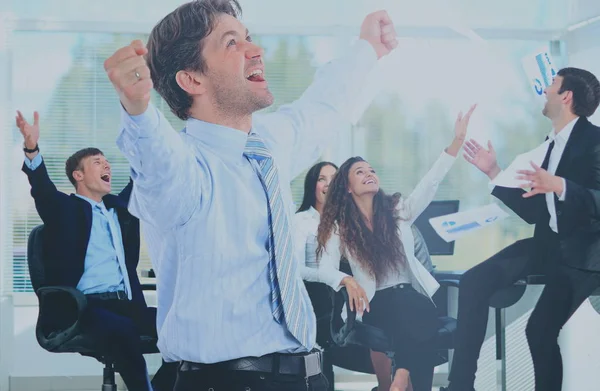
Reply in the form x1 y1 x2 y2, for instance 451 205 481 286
315 105 476 391
295 160 394 391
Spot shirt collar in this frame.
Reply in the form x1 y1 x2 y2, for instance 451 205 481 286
307 206 320 220
548 117 578 144
75 193 104 209
184 117 253 163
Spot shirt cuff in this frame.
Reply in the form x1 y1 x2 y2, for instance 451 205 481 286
488 170 503 193
24 154 43 170
440 149 458 164
327 270 349 292
354 38 379 65
119 102 160 140
557 178 567 201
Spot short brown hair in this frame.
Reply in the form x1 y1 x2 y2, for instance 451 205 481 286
65 148 104 187
146 0 242 120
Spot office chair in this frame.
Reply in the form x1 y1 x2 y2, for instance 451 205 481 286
27 225 159 391
305 201 462 390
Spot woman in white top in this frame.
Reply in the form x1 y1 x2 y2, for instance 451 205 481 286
294 161 394 391
314 105 476 391
294 161 338 280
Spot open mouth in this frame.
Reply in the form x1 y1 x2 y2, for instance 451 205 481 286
246 69 266 82
364 179 376 185
100 174 111 183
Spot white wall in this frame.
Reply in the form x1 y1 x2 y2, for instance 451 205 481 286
566 21 600 123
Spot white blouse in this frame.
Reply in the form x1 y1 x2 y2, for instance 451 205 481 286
293 206 323 282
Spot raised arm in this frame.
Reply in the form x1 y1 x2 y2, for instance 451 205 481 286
463 135 545 224
399 106 475 224
17 111 70 222
256 11 398 179
105 41 203 228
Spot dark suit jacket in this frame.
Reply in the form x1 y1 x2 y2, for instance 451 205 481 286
22 160 146 305
492 116 600 272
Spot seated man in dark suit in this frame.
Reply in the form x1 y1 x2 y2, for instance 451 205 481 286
17 110 175 391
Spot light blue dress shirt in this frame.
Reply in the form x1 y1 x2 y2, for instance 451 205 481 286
116 40 378 364
25 154 127 295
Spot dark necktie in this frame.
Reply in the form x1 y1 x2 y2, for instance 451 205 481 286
541 140 555 170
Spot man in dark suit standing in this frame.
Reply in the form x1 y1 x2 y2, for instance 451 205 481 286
443 67 600 391
18 110 175 391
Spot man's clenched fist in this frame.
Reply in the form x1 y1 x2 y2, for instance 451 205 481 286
104 40 153 116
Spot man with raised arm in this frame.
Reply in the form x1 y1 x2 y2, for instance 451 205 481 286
103 0 397 389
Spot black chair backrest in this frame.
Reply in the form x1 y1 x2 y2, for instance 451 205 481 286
27 225 46 293
414 200 459 256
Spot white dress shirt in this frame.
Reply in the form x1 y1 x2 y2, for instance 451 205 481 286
544 117 577 232
116 40 378 364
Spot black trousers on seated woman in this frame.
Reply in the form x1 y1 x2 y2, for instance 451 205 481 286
363 283 439 391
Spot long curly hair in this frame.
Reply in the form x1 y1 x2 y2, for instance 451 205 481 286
316 156 407 280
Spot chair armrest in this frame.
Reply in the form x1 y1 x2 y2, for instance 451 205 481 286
35 286 88 352
526 274 547 285
330 287 357 347
437 279 460 289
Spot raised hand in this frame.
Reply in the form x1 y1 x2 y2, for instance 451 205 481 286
359 10 398 59
454 104 477 141
463 139 501 180
516 162 564 198
16 110 40 150
445 104 476 157
104 39 152 116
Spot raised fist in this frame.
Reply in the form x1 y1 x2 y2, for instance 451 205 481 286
359 10 398 59
104 40 152 116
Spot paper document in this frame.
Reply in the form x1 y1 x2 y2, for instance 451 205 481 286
492 140 551 188
522 47 558 103
429 203 509 243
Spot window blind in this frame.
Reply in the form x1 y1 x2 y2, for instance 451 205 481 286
6 31 320 292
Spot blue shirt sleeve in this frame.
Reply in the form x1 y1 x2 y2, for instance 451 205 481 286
24 154 43 170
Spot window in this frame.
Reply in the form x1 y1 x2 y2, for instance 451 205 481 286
7 31 328 292
353 39 562 270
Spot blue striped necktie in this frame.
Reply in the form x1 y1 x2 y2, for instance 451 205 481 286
244 132 312 347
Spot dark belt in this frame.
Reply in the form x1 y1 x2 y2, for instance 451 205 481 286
85 290 128 301
179 350 322 378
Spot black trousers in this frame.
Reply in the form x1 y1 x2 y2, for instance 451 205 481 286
363 284 439 391
448 237 600 391
82 298 177 391
174 364 329 391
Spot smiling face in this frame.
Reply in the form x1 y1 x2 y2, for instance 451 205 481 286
72 154 112 199
542 76 570 120
198 13 274 116
347 161 379 197
314 164 337 209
